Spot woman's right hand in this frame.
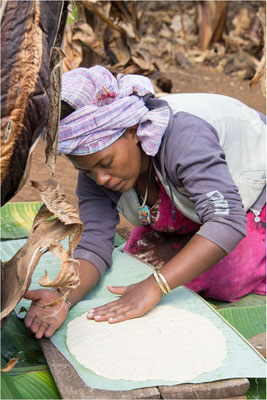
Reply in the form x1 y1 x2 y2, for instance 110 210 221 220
23 289 69 339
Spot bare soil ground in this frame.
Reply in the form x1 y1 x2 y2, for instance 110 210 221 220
11 64 266 239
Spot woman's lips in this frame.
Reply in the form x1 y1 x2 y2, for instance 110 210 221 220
109 181 123 191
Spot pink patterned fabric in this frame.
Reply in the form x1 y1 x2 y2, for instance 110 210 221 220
124 176 266 302
58 66 170 156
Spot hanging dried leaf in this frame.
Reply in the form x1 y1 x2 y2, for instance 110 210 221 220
44 47 65 175
30 179 82 230
1 179 83 328
39 242 80 310
1 1 69 206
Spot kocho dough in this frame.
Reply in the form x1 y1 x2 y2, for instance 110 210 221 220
66 305 227 381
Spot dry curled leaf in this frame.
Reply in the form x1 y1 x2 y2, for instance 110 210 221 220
39 242 81 310
1 358 18 372
1 179 83 327
30 179 82 229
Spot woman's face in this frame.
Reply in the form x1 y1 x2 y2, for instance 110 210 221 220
68 129 149 192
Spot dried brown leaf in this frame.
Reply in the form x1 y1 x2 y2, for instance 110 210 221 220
81 0 123 35
249 53 266 97
131 56 156 75
63 21 109 72
250 6 266 97
197 1 228 51
72 23 107 59
30 179 82 228
232 7 251 37
112 1 140 40
105 31 131 66
1 358 18 372
63 1 150 74
44 47 65 175
40 243 80 289
1 179 83 325
63 27 83 72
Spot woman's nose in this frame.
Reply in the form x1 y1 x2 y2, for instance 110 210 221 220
96 171 110 186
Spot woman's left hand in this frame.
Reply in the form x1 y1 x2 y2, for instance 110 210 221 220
87 276 162 323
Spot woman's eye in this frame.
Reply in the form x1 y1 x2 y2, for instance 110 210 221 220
102 161 111 168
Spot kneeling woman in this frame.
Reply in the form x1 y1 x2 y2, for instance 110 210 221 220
24 65 266 339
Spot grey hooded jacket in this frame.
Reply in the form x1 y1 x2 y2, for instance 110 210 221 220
73 95 266 279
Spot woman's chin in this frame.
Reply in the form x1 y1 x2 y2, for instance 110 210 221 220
119 181 133 193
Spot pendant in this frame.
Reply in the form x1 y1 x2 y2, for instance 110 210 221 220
251 209 261 223
138 205 151 225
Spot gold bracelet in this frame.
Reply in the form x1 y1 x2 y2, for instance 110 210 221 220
153 269 167 295
153 268 171 296
158 272 171 294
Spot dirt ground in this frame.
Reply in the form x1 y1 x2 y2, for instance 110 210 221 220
11 64 266 239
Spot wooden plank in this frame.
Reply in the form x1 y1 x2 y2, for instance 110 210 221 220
158 378 250 399
40 338 160 399
248 333 266 359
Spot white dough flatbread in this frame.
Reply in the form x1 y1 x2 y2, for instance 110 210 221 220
66 305 227 381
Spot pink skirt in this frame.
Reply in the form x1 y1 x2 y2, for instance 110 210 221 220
124 179 266 302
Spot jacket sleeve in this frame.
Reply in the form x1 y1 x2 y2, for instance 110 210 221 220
164 112 247 254
73 171 120 279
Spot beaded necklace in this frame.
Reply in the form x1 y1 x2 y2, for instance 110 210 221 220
137 160 152 225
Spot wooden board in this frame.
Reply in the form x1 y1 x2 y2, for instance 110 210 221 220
40 339 160 399
40 338 250 399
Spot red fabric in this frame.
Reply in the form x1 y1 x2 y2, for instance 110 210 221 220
124 177 266 302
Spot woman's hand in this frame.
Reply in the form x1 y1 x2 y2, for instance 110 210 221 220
87 275 162 324
23 289 69 339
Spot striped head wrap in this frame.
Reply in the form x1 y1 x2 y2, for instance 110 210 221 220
58 65 170 156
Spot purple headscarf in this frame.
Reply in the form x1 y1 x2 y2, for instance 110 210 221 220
58 65 170 156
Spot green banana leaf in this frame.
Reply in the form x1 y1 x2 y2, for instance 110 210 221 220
216 303 266 399
1 372 21 399
1 313 59 399
1 202 43 239
217 305 266 339
114 232 126 248
1 201 126 248
1 371 60 399
247 378 266 400
1 313 46 369
66 1 78 26
208 293 266 309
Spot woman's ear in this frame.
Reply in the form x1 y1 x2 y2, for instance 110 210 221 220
126 125 139 144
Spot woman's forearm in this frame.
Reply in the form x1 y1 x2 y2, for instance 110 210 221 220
70 235 227 307
149 234 227 291
67 258 100 307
